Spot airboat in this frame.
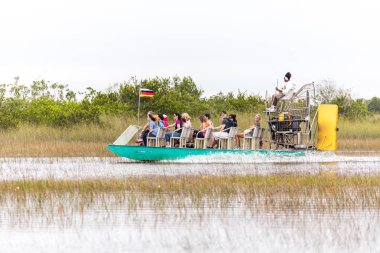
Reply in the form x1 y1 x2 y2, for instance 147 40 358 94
108 83 338 161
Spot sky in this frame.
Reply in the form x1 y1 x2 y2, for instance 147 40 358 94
1 0 379 98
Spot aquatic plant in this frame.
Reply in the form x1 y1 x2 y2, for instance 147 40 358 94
3 174 380 211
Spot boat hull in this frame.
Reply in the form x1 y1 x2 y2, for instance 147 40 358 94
107 145 305 161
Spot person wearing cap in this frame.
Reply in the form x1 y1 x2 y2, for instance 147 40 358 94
163 114 169 127
269 72 296 110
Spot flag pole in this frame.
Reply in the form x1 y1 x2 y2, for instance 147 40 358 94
137 88 141 125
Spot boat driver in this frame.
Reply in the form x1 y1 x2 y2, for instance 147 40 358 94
269 72 296 111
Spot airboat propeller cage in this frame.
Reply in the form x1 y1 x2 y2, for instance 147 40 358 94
317 104 338 151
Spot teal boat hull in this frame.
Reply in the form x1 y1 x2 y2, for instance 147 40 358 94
107 145 305 161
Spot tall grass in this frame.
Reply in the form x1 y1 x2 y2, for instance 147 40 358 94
339 115 380 139
0 116 128 157
3 175 380 212
336 115 380 150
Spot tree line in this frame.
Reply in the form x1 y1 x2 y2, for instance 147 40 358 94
0 76 379 129
316 79 380 119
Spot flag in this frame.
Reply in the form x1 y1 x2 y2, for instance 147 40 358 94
140 88 154 97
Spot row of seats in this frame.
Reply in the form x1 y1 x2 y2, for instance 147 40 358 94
146 127 265 150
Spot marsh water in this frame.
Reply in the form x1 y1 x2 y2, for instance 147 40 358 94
1 152 380 252
2 152 380 180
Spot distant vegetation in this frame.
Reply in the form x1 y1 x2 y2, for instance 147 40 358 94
0 76 379 129
316 78 380 119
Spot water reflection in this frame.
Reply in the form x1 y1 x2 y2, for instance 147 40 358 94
1 196 379 252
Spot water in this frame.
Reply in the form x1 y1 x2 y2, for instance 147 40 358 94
1 198 379 252
1 208 379 252
1 152 380 180
1 153 380 252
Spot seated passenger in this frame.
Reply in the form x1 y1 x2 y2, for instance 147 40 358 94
137 111 154 144
229 114 238 127
211 111 233 148
158 114 169 127
269 72 296 111
235 114 261 148
181 113 192 128
193 115 211 139
204 113 214 128
164 112 183 146
163 114 169 127
143 114 162 146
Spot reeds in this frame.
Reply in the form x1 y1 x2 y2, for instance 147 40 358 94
336 116 380 150
0 116 127 157
338 115 380 139
3 174 380 210
2 174 380 228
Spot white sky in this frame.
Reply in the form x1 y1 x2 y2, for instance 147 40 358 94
1 0 379 98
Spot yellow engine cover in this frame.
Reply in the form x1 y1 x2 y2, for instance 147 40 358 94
317 104 338 151
279 113 285 121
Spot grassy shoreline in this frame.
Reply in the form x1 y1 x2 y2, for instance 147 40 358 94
1 115 379 157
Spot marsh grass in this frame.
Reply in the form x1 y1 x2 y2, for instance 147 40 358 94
3 174 380 211
3 174 380 227
339 115 380 139
0 114 379 156
0 116 127 157
337 116 380 150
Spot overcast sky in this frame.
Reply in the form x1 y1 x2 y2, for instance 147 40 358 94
1 0 379 98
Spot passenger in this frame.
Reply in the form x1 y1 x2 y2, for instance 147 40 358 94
181 113 192 128
163 114 169 127
210 111 233 148
164 112 183 146
193 115 211 139
143 114 161 146
204 113 214 128
204 113 214 147
269 72 296 111
136 111 154 144
229 114 238 127
158 114 169 127
235 114 261 148
180 117 187 130
180 114 193 142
